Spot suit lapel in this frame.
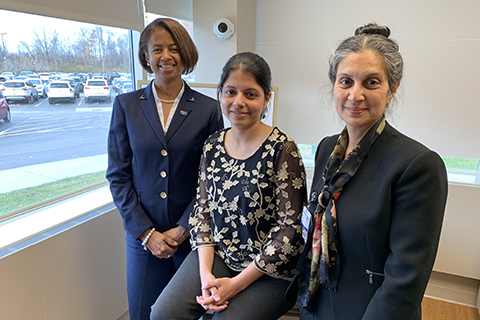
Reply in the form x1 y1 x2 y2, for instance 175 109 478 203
165 84 195 143
140 82 168 149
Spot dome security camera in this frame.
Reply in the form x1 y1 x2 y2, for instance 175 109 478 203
213 18 235 40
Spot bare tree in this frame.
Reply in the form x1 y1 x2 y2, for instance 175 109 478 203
74 27 94 71
33 28 50 70
117 33 131 72
93 26 106 73
19 40 37 71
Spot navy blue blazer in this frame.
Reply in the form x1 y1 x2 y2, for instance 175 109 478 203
106 82 224 240
293 122 448 320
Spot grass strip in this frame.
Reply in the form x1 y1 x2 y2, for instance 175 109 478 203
0 171 107 216
441 157 479 171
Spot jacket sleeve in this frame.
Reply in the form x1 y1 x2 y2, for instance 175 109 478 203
175 101 224 229
362 150 448 319
106 96 153 239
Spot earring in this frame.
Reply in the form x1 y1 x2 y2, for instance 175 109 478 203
261 107 267 119
146 62 150 66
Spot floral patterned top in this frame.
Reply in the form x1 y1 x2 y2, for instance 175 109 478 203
189 127 306 279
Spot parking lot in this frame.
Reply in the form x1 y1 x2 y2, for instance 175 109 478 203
0 91 116 170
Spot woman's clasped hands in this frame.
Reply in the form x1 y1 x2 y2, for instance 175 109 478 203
197 273 245 313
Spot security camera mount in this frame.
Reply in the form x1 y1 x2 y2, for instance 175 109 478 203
213 18 235 40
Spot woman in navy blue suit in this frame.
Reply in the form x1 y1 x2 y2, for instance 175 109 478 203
291 23 448 319
106 18 223 320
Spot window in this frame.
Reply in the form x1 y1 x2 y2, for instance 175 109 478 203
298 143 480 185
442 156 480 184
0 9 134 220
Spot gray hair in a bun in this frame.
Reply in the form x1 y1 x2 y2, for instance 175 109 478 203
328 23 403 92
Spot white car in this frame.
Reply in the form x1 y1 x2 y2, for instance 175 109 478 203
28 78 47 98
38 73 51 81
121 82 133 94
1 72 15 80
84 79 111 103
2 80 39 104
47 81 76 104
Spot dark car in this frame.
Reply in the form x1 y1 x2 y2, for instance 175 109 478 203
68 79 81 98
0 91 11 123
115 79 132 93
73 77 85 92
105 72 121 85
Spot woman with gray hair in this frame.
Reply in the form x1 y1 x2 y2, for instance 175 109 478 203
289 23 448 319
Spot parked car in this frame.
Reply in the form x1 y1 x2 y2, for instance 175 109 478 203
73 76 85 92
0 76 7 91
111 78 124 93
114 79 132 93
28 78 47 98
2 80 38 103
19 71 34 77
0 92 11 123
104 72 121 84
38 73 51 81
1 72 15 80
120 82 133 94
47 81 76 104
84 79 111 103
67 79 81 98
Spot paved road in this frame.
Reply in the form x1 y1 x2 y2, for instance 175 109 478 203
0 93 116 194
0 94 114 170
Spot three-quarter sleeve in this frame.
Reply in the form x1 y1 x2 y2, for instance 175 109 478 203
253 139 307 279
189 141 215 248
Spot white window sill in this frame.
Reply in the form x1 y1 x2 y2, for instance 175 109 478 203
0 186 113 252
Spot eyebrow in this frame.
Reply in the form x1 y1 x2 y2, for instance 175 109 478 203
337 72 383 78
151 43 177 48
224 85 261 92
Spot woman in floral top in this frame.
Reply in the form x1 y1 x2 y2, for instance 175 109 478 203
151 52 307 320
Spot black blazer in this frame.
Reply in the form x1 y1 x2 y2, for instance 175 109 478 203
106 82 224 240
295 122 448 320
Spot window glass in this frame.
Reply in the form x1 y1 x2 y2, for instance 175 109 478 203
0 9 133 219
298 143 480 185
442 156 480 184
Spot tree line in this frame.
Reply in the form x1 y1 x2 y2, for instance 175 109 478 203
0 25 131 75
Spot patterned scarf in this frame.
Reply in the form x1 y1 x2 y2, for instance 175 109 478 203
308 116 386 293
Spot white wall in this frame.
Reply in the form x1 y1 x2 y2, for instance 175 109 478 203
0 208 128 320
256 0 480 160
434 184 480 279
193 0 256 84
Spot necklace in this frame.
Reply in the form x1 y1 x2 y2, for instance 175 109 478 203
158 98 176 103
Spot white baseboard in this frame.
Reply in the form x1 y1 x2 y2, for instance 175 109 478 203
425 271 480 308
117 310 129 320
